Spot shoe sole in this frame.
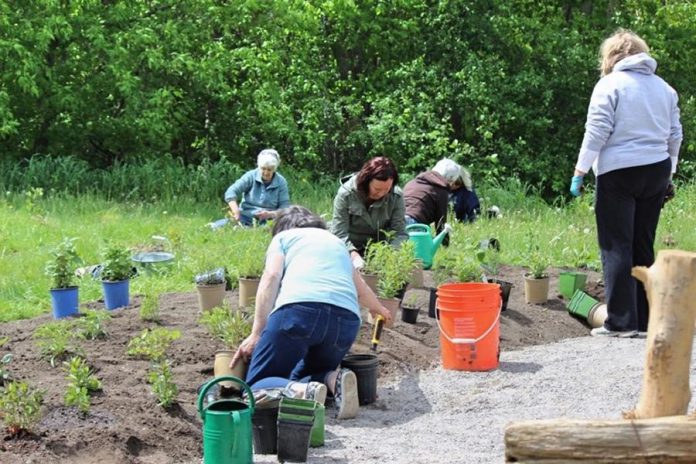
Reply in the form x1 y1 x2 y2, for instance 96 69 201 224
307 382 327 405
591 330 638 338
336 371 359 420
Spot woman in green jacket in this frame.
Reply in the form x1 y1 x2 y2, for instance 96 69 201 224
330 156 408 269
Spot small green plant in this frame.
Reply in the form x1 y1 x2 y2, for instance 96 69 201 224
74 309 111 340
148 359 178 408
200 307 253 348
126 328 181 361
63 356 102 413
0 381 45 436
45 238 81 289
33 321 83 367
0 353 13 385
139 292 160 322
400 292 421 309
100 244 133 282
477 246 502 278
232 229 270 279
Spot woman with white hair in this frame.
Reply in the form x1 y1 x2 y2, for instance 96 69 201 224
403 158 461 239
570 29 682 338
223 149 290 226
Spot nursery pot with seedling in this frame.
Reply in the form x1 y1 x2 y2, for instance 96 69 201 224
197 283 226 312
50 287 79 319
524 274 549 304
102 279 130 310
360 272 379 294
238 277 260 308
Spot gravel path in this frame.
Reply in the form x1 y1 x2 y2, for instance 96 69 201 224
253 336 696 463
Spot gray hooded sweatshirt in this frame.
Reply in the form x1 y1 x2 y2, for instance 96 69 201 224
576 52 682 176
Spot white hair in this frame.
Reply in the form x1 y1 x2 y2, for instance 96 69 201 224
458 166 473 191
432 158 461 183
257 149 280 169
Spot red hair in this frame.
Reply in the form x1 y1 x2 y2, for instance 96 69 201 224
355 157 399 196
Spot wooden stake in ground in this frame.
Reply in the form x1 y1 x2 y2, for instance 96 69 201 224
629 249 696 419
505 416 696 463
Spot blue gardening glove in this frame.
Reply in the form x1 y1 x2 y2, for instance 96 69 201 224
569 175 584 197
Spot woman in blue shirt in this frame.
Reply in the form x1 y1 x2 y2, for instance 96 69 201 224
230 206 392 419
224 149 290 226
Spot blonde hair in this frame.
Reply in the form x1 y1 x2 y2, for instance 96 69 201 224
599 29 650 77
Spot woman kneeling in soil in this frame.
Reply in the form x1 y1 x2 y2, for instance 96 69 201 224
231 205 392 418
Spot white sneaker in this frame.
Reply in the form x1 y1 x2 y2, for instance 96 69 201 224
334 368 359 420
590 326 637 338
304 381 327 405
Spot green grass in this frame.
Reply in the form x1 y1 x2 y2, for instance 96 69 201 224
2 182 694 322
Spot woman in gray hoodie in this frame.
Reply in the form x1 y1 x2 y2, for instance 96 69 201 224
570 29 682 338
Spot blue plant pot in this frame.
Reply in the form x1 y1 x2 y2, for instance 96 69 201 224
102 279 130 310
50 287 79 319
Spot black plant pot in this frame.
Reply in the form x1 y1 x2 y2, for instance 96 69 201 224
277 419 313 463
428 287 438 319
252 404 279 455
341 354 379 405
490 279 513 311
401 306 419 324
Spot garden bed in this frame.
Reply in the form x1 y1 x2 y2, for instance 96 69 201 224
0 266 601 463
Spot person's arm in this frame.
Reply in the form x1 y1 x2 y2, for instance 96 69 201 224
330 187 358 253
352 268 392 323
388 191 408 247
668 91 683 177
225 171 255 222
575 81 616 174
231 251 284 366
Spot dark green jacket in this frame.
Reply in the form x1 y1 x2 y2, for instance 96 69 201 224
330 175 407 253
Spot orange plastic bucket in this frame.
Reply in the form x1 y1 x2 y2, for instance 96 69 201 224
436 283 502 371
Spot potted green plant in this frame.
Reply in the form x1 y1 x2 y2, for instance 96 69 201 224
194 267 228 312
373 245 413 327
360 241 383 294
45 238 81 319
233 230 269 308
477 247 513 311
100 244 133 310
524 248 550 304
400 292 422 324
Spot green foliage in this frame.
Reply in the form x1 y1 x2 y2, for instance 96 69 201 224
0 381 44 436
0 353 13 385
139 292 160 322
364 241 416 299
33 321 83 367
45 238 81 289
477 247 502 278
126 328 181 361
100 244 132 282
148 359 178 408
525 236 550 279
63 356 102 413
74 309 111 340
199 307 253 348
231 229 270 279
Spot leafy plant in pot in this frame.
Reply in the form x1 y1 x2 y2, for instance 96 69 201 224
524 245 551 304
400 292 422 324
45 238 82 319
233 229 269 308
194 267 228 312
477 247 513 311
100 244 133 310
374 244 413 328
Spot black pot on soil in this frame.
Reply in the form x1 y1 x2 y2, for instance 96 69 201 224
428 287 438 318
277 419 313 463
490 279 513 311
401 306 419 324
341 354 379 405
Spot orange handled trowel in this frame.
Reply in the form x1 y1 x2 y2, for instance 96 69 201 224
371 315 385 352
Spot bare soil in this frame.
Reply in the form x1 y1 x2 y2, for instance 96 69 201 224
0 266 601 463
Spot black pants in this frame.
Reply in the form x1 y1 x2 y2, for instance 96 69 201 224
595 157 671 332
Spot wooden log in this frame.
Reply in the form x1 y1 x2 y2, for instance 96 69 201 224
629 250 696 419
505 416 696 463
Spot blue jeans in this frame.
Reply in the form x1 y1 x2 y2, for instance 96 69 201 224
246 302 360 390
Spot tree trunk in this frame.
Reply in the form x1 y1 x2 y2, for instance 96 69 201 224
629 250 696 419
505 416 696 463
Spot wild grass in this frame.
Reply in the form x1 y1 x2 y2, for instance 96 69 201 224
1 179 694 323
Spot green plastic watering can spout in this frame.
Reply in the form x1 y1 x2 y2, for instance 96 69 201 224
432 223 453 252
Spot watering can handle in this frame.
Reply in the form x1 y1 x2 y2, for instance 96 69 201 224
197 376 256 419
230 411 241 456
406 224 430 233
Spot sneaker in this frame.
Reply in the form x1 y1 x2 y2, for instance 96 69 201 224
334 368 359 420
590 326 637 338
304 381 327 405
635 331 648 339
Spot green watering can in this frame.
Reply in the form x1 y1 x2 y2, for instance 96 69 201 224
198 376 255 464
406 223 452 270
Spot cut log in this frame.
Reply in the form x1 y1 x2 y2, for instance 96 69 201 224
629 250 696 418
505 416 696 463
